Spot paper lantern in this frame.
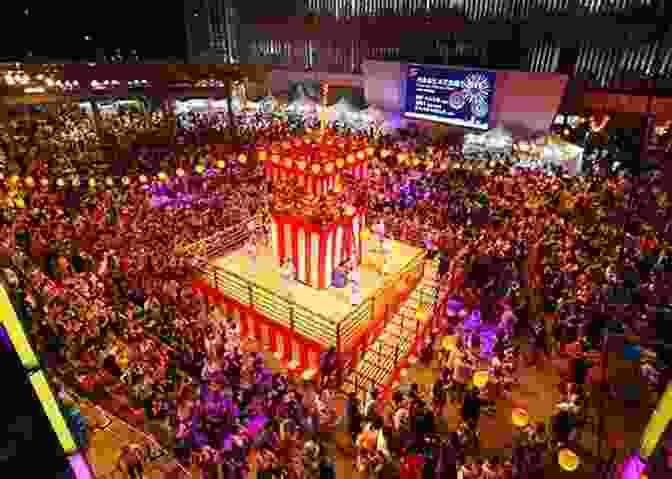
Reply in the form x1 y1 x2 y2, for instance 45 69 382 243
57 256 69 272
216 160 225 169
360 228 371 241
121 176 129 185
512 408 529 427
139 175 147 183
9 175 19 185
24 176 34 188
442 336 457 352
336 158 345 169
56 178 65 187
271 154 281 164
297 159 307 170
416 306 426 321
284 158 293 168
412 158 421 167
325 162 334 174
345 205 356 216
176 168 185 177
366 146 375 156
356 151 365 160
473 370 489 388
558 449 580 471
195 165 205 174
157 172 167 181
238 154 247 164
258 150 267 162
346 154 355 164
311 164 321 174
357 431 377 450
282 141 291 149
40 178 49 187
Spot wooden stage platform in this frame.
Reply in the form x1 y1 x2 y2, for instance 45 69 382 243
210 239 423 324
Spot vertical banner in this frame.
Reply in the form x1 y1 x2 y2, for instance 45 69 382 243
335 225 344 268
311 233 320 289
292 223 300 280
284 222 292 267
271 218 280 265
353 215 361 262
298 228 306 283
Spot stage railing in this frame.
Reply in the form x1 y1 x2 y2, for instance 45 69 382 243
195 263 337 347
335 249 426 386
176 214 262 257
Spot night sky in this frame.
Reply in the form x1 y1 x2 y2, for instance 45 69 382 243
1 1 187 61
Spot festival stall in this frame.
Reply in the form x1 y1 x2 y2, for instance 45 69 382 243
513 134 583 175
463 127 513 156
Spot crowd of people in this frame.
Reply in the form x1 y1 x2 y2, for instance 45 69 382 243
0 105 670 479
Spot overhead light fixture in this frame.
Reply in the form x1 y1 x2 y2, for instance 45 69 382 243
24 87 45 93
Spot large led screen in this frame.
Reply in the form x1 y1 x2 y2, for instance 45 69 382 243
404 65 496 130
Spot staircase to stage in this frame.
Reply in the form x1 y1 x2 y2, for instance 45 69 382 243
343 259 441 400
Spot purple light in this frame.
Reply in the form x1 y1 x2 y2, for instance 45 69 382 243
0 324 12 352
621 454 646 479
68 452 95 479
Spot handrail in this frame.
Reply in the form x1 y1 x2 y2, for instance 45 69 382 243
337 249 425 352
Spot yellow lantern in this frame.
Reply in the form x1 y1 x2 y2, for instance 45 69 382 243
311 164 321 174
88 178 96 188
158 172 168 181
271 154 281 164
216 159 226 169
397 153 408 164
412 157 421 167
325 162 335 174
9 175 19 185
346 154 355 164
360 228 371 241
357 431 377 450
24 176 34 188
195 165 205 174
512 408 529 428
356 151 365 160
238 153 247 164
416 306 426 322
297 160 307 171
442 335 457 352
366 146 375 156
336 158 345 169
284 158 293 169
344 205 355 216
258 150 267 162
473 370 489 389
558 449 580 471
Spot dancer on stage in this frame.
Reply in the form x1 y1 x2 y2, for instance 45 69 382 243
282 258 296 297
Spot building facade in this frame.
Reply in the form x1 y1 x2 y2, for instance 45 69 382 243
185 0 672 91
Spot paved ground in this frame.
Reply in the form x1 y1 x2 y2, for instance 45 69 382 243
75 331 656 479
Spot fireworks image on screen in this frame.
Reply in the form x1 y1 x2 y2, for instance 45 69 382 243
462 73 491 105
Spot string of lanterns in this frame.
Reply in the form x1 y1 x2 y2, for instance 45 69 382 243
0 154 248 190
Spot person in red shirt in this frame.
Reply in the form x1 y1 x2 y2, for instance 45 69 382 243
400 448 425 479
